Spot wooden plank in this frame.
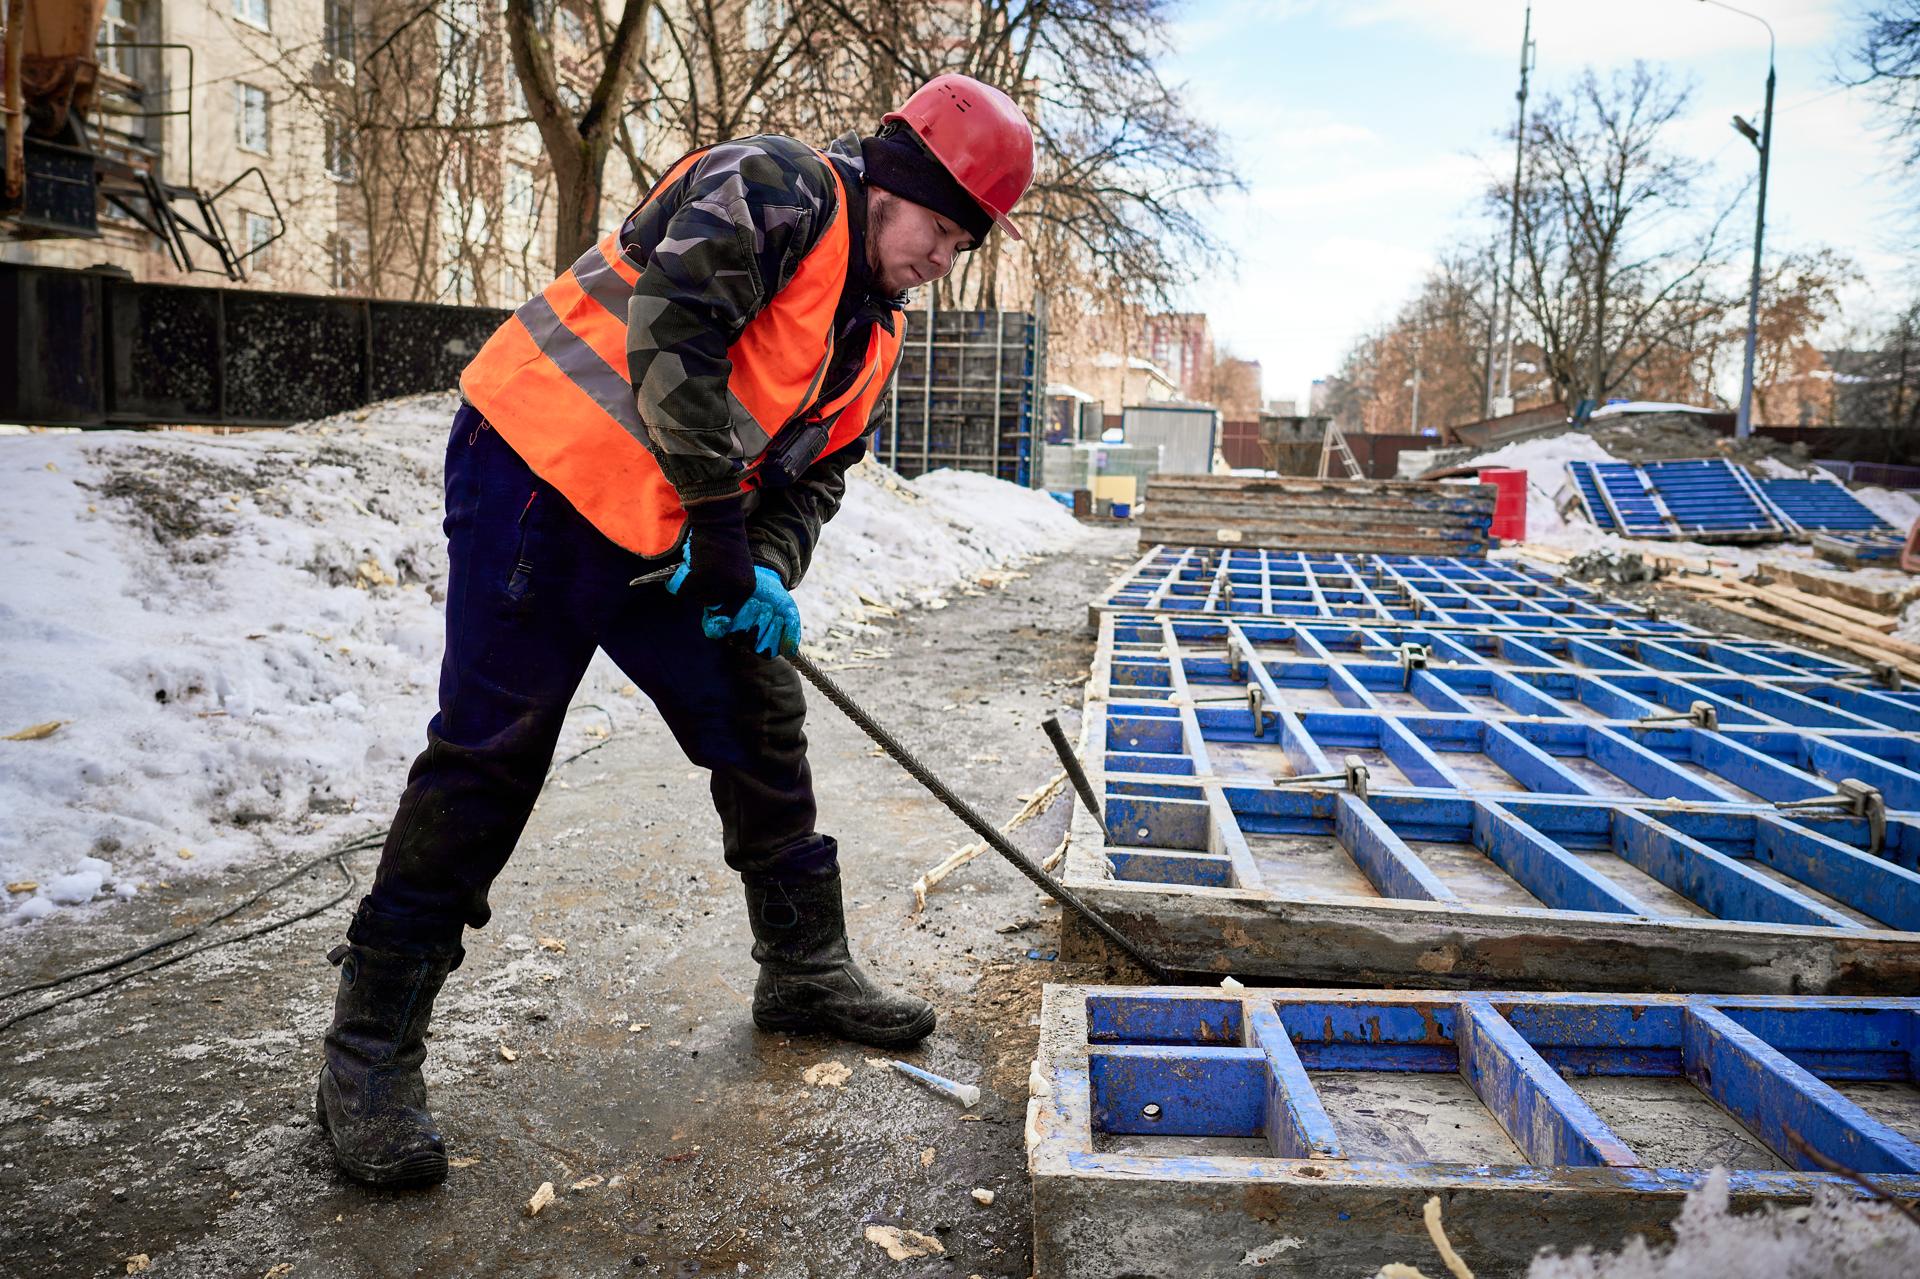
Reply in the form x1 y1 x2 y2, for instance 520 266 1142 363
1753 580 1899 632
1456 997 1640 1168
1761 560 1920 614
1680 578 1920 661
1683 1005 1920 1174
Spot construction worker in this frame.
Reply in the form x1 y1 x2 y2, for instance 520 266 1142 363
313 76 1035 1188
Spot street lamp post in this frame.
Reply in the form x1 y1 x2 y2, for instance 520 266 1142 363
1699 0 1775 441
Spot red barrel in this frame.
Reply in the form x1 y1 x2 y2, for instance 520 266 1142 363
1478 467 1528 542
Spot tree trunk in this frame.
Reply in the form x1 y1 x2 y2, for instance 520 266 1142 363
504 0 647 278
551 138 609 270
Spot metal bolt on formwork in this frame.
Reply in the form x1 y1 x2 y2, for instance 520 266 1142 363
1775 779 1886 855
1246 682 1270 737
1272 754 1370 802
1639 701 1719 731
1228 645 1245 681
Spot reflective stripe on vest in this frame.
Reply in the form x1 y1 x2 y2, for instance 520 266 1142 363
459 145 901 557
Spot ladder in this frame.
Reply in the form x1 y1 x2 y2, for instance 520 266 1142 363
1317 421 1365 480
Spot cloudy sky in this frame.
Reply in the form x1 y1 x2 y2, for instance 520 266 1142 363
1162 0 1915 407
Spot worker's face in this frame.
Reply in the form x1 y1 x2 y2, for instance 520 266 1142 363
866 189 975 294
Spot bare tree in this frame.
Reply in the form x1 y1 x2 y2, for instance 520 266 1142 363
1852 5 1920 177
505 0 650 271
809 0 1241 312
1503 65 1739 408
238 0 544 303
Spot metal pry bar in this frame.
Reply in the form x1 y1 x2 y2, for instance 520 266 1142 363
1638 700 1719 731
1775 779 1887 856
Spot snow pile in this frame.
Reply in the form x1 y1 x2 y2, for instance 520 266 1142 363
794 462 1084 630
1522 1168 1920 1278
0 393 1087 928
1458 430 1625 545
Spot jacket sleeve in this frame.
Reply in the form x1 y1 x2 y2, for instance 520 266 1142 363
621 139 836 506
747 435 870 588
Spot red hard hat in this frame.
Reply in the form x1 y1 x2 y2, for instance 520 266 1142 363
883 74 1034 241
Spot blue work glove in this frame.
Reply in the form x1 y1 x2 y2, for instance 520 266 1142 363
703 566 803 659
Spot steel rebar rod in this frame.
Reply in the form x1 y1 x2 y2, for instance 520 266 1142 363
791 653 1171 981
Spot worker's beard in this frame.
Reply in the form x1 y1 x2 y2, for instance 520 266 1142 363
865 193 911 295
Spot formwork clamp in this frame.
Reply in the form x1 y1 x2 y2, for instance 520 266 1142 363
1775 779 1887 856
1638 700 1719 732
1395 643 1431 691
1272 754 1370 802
1246 682 1269 737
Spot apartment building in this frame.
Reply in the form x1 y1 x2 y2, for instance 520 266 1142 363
4 0 642 305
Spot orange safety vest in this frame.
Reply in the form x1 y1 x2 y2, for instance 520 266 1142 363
460 146 902 557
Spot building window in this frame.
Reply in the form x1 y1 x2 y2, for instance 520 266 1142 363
232 0 270 31
323 0 354 60
236 84 271 153
98 0 143 81
328 235 358 291
324 117 357 181
243 212 276 268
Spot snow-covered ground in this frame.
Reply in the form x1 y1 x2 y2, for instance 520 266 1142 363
0 394 1087 930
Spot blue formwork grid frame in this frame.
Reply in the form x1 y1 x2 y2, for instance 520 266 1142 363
1028 986 1920 1279
1031 546 1920 1277
1030 546 1920 1278
1065 549 1920 994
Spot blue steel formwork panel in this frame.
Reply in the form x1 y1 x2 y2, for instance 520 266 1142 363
1754 476 1896 536
1640 458 1784 541
1095 548 1693 632
1565 461 1619 532
1063 607 1920 992
1030 986 1920 1279
1587 462 1673 538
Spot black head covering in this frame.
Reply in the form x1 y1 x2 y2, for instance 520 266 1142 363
859 123 993 243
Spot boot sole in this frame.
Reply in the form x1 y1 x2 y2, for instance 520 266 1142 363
753 1003 937 1048
315 1081 449 1189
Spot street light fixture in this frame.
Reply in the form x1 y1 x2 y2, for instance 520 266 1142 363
1698 0 1776 441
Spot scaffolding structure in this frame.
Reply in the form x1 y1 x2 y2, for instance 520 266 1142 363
874 297 1046 486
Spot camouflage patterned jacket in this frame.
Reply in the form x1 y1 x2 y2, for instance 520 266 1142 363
618 131 905 587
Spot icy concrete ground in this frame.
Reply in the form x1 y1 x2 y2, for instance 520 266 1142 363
0 395 1084 928
0 520 1137 1278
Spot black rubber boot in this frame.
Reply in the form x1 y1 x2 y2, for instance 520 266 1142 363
744 874 935 1047
315 940 461 1188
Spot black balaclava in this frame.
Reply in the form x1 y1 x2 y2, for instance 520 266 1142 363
860 122 993 244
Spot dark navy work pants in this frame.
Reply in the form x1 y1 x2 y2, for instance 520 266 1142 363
350 403 835 954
